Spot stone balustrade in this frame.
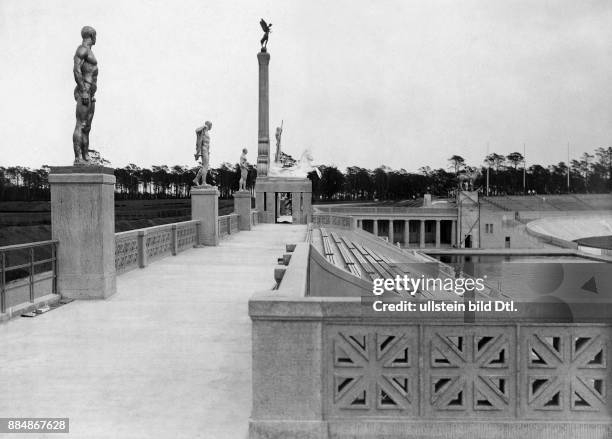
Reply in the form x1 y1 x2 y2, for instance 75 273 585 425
311 213 355 230
218 213 240 238
115 220 200 274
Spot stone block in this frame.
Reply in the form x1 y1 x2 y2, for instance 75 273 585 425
191 187 219 246
234 191 252 230
49 168 116 299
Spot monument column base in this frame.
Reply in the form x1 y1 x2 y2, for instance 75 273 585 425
233 191 252 231
192 186 219 246
49 166 116 300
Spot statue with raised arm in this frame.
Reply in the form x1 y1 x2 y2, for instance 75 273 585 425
72 26 98 165
239 148 250 191
274 121 283 163
193 121 212 187
260 19 272 51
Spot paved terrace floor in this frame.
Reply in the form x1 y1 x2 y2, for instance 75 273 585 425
0 224 307 439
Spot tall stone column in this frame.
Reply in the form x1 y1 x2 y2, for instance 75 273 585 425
49 166 116 299
435 219 441 248
373 219 378 237
388 220 394 243
403 220 410 247
257 51 271 177
192 187 219 246
451 220 457 247
420 220 425 248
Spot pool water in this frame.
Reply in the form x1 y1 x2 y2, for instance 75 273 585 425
431 254 606 300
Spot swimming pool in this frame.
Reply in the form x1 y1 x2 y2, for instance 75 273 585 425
430 254 607 300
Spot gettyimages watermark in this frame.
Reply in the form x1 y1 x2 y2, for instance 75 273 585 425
369 274 517 314
362 262 612 322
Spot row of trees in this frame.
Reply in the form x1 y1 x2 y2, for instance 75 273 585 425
1 147 610 202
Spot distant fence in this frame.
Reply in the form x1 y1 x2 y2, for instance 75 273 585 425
115 220 201 274
315 206 457 216
312 213 354 230
0 240 58 313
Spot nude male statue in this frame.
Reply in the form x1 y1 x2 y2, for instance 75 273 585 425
193 121 212 186
239 148 250 191
72 26 98 165
274 122 283 163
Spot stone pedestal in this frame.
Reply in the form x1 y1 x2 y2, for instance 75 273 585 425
234 191 252 231
255 177 312 224
49 166 116 299
192 186 219 246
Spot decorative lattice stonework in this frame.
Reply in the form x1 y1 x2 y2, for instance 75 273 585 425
146 230 171 259
520 326 611 420
327 327 418 417
115 235 138 273
177 223 197 250
422 325 516 418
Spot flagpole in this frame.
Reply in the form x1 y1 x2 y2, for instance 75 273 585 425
523 142 526 194
486 142 490 196
567 142 570 193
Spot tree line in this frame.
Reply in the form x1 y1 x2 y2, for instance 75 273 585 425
1 147 610 202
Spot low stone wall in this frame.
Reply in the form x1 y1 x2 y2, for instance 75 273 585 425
115 219 200 274
249 243 612 439
218 213 240 238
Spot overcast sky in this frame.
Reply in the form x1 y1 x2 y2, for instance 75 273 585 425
1 0 610 172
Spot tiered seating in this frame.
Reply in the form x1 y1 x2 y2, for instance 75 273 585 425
582 194 612 210
330 232 361 277
320 228 336 265
483 194 612 212
311 225 482 299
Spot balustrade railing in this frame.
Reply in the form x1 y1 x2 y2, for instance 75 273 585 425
115 220 200 274
312 213 354 230
218 213 240 238
0 240 58 314
315 206 457 216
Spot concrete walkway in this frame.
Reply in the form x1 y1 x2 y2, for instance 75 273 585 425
0 224 306 439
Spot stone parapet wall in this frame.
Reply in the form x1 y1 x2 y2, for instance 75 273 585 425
114 220 200 274
249 242 612 438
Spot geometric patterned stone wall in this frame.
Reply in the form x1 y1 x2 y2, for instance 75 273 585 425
326 324 612 421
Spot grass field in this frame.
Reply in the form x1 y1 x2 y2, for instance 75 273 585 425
0 199 236 246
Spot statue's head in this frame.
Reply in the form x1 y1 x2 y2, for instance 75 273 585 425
242 148 248 154
205 121 212 130
81 26 96 45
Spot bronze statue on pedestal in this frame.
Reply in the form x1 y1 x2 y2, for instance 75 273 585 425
72 26 98 165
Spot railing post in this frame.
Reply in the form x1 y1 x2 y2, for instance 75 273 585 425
29 247 34 303
171 225 178 256
195 220 202 246
138 230 148 268
1 252 5 314
52 243 58 295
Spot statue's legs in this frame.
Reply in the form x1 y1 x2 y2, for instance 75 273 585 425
239 169 247 190
193 167 203 185
81 101 95 161
73 99 94 163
